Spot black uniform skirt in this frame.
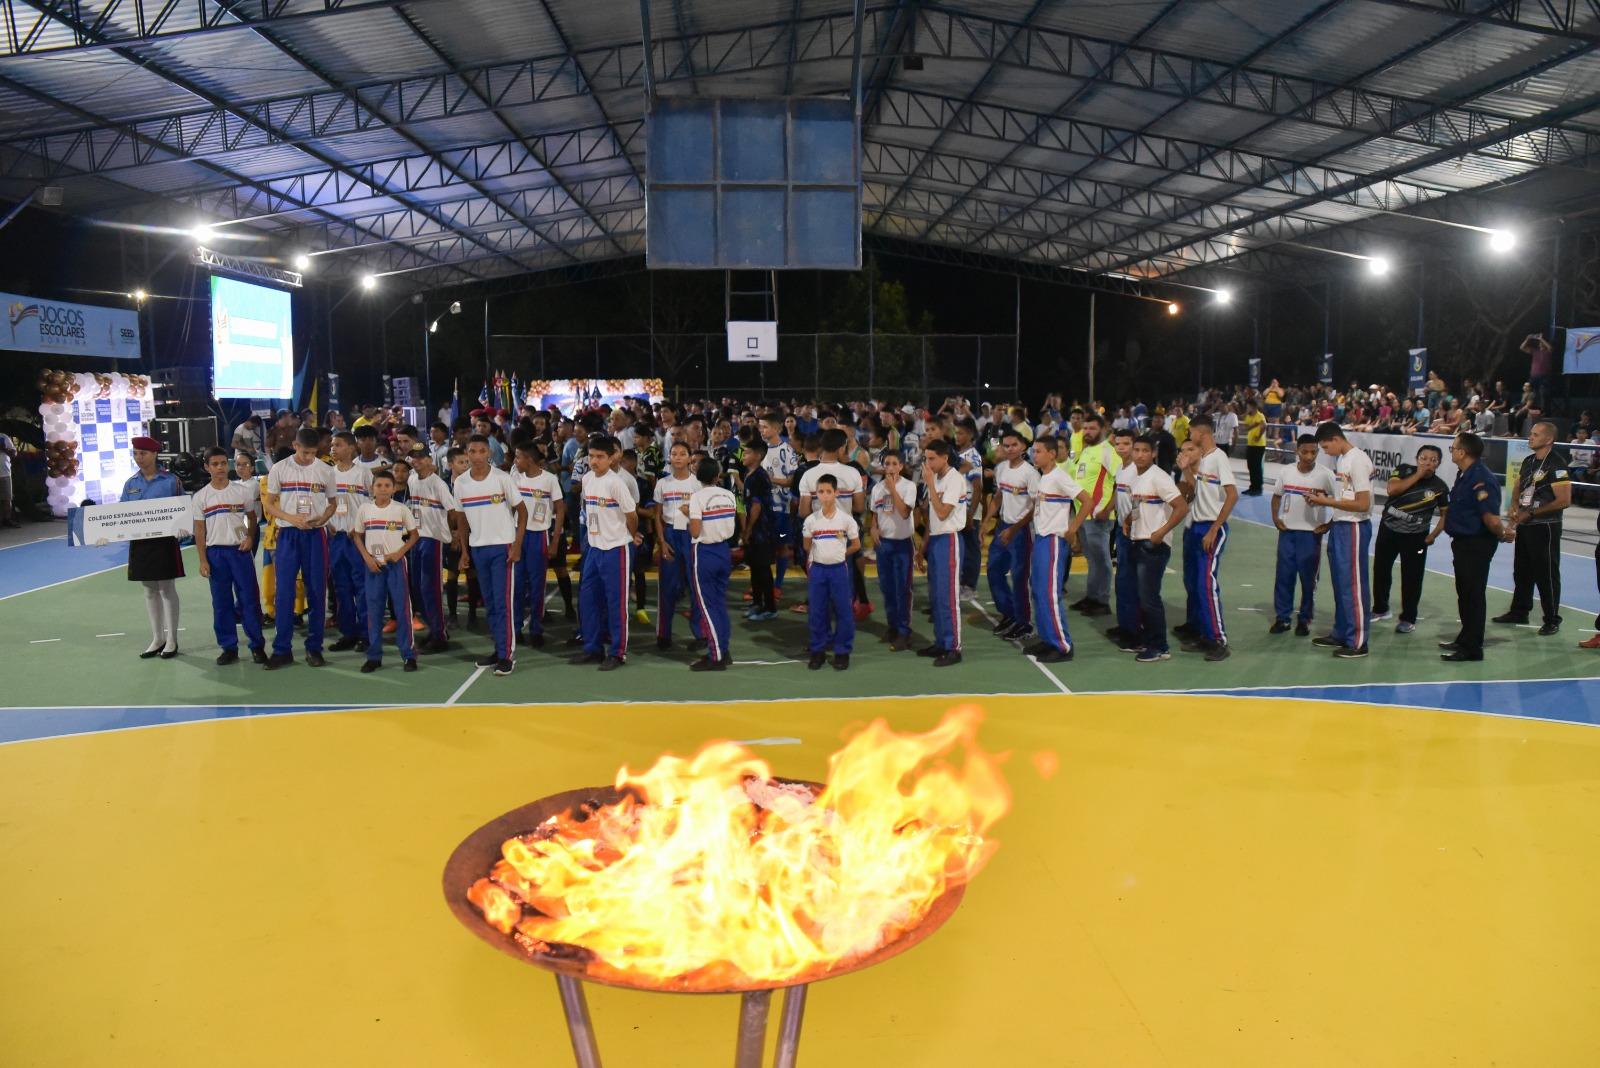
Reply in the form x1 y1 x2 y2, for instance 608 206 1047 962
127 536 185 581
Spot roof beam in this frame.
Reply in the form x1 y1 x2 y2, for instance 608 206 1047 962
1363 0 1600 45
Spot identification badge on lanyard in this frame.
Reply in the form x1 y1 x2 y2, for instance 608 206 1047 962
532 499 549 526
1520 483 1535 508
296 495 312 516
586 505 600 535
335 496 348 515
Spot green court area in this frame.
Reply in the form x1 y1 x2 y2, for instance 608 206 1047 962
2 519 1583 711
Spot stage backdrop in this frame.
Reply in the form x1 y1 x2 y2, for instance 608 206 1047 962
37 370 155 515
523 378 665 416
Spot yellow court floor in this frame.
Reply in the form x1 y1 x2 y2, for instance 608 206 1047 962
3 694 1598 1067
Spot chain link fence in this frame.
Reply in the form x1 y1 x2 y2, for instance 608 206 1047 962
485 333 1019 407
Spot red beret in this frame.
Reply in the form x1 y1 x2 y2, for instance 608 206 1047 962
131 436 162 452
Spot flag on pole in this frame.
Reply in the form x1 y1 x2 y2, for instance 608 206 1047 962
308 378 320 423
511 373 521 411
478 380 489 408
451 378 460 426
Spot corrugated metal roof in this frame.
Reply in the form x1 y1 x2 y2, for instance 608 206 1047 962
1 0 1593 289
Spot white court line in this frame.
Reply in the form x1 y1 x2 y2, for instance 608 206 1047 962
28 638 60 644
446 665 489 706
0 563 124 603
1113 688 1597 731
970 598 1070 694
734 659 801 666
1080 674 1600 696
96 632 125 638
0 532 65 550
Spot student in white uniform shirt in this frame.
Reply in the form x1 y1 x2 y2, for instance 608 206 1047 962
651 442 704 651
512 441 564 649
869 451 918 651
191 447 266 665
406 449 460 654
915 439 967 667
455 434 527 676
1306 422 1376 657
687 457 738 672
264 428 338 668
1108 428 1143 650
802 474 861 670
574 434 639 671
354 469 420 673
1027 435 1090 664
326 432 374 653
1175 416 1238 662
797 428 866 520
987 428 1038 641
757 414 800 596
1269 434 1336 638
1124 434 1189 662
953 419 985 597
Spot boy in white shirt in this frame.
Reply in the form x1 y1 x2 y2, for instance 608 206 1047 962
407 449 460 653
988 428 1038 640
1109 428 1142 650
455 434 527 676
651 441 704 651
953 419 985 598
797 428 866 519
1175 416 1238 662
575 434 639 670
915 439 968 667
687 457 738 672
802 474 861 670
512 441 564 649
264 428 338 668
1269 434 1336 638
327 431 374 653
1028 435 1090 663
191 447 265 665
1306 422 1376 657
1124 434 1189 662
355 469 420 672
757 414 799 597
869 451 918 650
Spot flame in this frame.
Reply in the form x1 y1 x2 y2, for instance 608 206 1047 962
469 706 1009 987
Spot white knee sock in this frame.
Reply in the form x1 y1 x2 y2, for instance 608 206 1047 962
158 580 180 651
143 581 165 652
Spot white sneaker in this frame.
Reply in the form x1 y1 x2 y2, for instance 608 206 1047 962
1395 621 1415 634
959 586 979 602
1371 610 1392 621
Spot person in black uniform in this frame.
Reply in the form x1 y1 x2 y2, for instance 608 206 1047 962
1371 444 1449 634
1442 433 1510 662
122 435 186 659
1493 419 1571 635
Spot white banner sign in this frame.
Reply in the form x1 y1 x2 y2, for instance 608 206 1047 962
727 321 778 362
1340 431 1460 484
81 495 193 545
5 290 141 358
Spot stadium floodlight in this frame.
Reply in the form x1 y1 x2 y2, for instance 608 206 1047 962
360 273 377 291
1167 302 1180 315
132 288 147 302
190 224 216 244
1487 229 1516 254
1366 255 1391 277
1215 289 1232 305
292 253 311 271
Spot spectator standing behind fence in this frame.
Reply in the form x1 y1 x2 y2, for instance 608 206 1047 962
1242 400 1267 495
1493 420 1570 636
1370 445 1449 635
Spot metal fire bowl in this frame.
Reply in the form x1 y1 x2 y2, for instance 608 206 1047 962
442 784 966 995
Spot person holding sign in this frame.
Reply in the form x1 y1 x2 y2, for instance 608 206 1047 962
124 435 185 659
191 447 265 665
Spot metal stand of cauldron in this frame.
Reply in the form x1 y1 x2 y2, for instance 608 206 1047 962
552 974 809 1068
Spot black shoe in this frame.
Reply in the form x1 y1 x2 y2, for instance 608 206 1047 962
1004 623 1034 641
422 638 448 655
475 654 500 667
893 633 913 652
305 651 326 667
494 658 515 676
1116 638 1143 653
1035 647 1072 663
526 633 546 648
569 651 604 665
657 635 673 652
599 656 625 671
1269 620 1291 634
916 644 944 657
1081 601 1111 616
833 654 850 671
250 647 268 664
1438 640 1459 651
1441 649 1483 662
808 652 827 670
1294 621 1310 637
1173 623 1198 639
562 634 585 647
1069 597 1091 611
1333 644 1369 659
1492 612 1528 625
354 639 369 653
686 638 707 653
1310 635 1343 648
1204 642 1231 662
329 636 360 652
1106 626 1130 642
1025 642 1051 657
139 646 163 659
265 653 293 670
992 616 1015 634
215 649 239 665
360 660 379 674
689 656 725 672
403 658 418 672
1538 622 1560 636
933 650 963 667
